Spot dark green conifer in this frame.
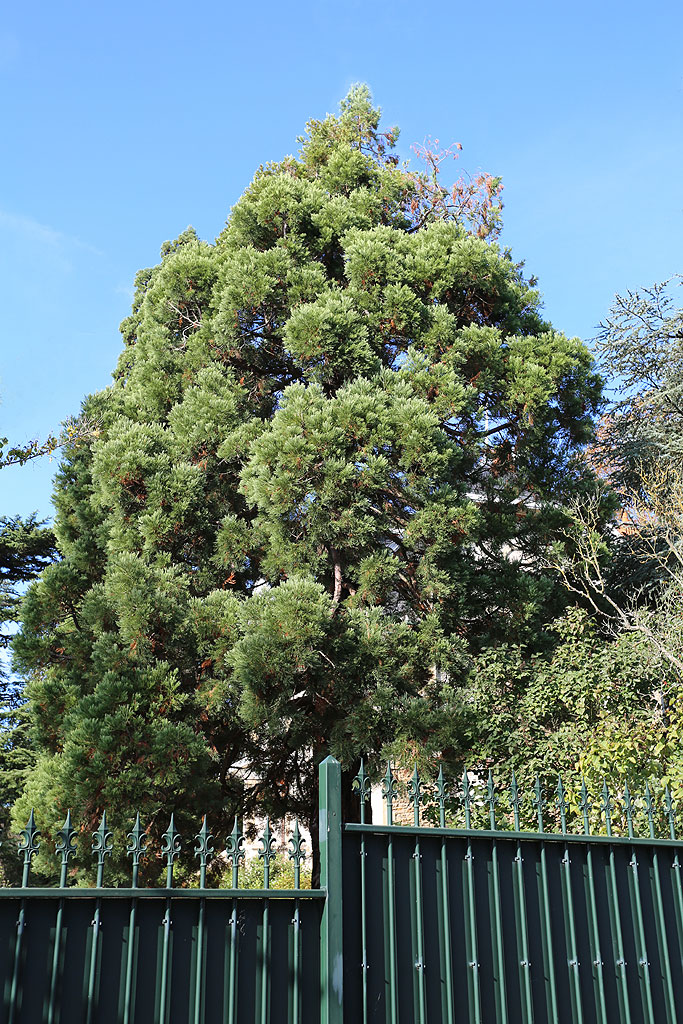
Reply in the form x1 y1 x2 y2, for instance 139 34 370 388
13 88 602 865
0 515 56 880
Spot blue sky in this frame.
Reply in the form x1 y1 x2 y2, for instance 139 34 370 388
1 0 681 521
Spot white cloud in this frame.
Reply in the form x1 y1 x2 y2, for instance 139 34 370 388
0 209 104 257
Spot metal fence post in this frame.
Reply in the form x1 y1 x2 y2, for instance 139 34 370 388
319 755 344 1024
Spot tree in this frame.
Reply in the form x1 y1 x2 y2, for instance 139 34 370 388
0 515 56 880
466 608 661 800
0 516 56 654
497 278 683 815
548 279 683 675
549 475 683 677
593 277 683 489
13 86 602 872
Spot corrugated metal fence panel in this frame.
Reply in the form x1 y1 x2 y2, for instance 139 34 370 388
342 825 683 1024
0 893 322 1023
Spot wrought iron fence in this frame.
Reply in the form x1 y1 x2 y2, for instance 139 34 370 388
2 757 683 1023
0 760 340 1024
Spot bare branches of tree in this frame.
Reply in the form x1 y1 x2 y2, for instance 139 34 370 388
548 466 683 679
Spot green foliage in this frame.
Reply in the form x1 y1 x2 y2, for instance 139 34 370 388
466 607 674 805
13 87 602 860
0 515 56 881
539 280 683 804
0 417 97 469
0 516 56 654
229 855 311 891
595 277 683 488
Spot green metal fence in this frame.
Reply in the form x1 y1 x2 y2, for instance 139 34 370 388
344 763 683 1024
0 759 340 1024
3 757 683 1023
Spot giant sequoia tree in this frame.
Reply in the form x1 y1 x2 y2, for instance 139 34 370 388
14 87 602 857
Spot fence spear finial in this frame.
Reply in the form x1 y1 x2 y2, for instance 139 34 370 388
92 811 113 887
258 817 276 888
381 762 397 826
486 769 497 830
556 776 569 835
510 770 521 831
288 818 306 889
352 759 371 824
601 780 614 837
462 768 472 829
579 779 591 835
532 776 545 833
644 783 656 839
408 764 422 827
161 814 182 887
226 816 245 888
194 816 214 887
56 811 77 886
623 782 635 839
126 812 147 887
18 809 40 887
434 765 448 828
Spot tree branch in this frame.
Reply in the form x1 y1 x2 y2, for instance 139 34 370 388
329 547 343 613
